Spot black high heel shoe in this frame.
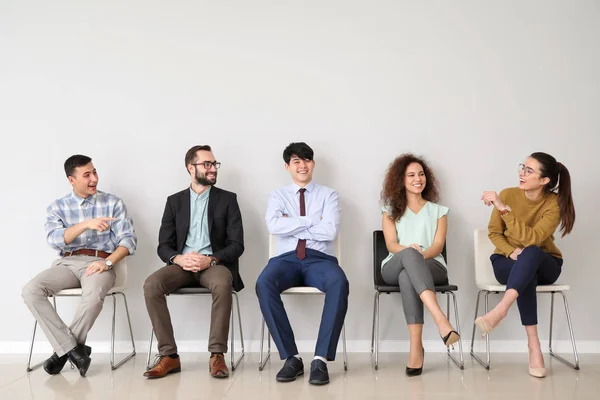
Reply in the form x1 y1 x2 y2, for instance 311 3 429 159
405 348 425 376
441 330 460 348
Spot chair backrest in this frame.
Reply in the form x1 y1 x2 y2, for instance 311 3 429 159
474 229 500 287
112 258 128 289
372 230 447 287
268 233 342 263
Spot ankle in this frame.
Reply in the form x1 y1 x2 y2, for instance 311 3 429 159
528 343 542 352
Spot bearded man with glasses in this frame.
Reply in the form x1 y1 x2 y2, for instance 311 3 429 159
143 145 245 379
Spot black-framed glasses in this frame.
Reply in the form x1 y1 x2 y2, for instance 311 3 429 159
518 163 539 176
192 161 221 170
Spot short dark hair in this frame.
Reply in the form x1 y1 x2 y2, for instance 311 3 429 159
64 155 92 177
283 142 314 164
185 145 212 171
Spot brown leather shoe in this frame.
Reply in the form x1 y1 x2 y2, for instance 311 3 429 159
143 355 181 379
209 353 229 379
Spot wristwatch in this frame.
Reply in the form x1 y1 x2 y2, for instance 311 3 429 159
105 259 113 269
210 257 218 267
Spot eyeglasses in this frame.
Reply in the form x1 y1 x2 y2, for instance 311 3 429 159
192 161 221 170
518 163 540 176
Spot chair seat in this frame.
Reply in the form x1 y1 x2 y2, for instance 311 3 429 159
53 286 127 296
375 284 459 293
477 284 570 292
171 287 212 295
282 287 324 294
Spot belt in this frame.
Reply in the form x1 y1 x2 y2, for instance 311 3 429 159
64 249 111 259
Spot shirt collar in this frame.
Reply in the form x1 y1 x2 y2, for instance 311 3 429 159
289 181 316 194
71 191 97 206
189 186 211 202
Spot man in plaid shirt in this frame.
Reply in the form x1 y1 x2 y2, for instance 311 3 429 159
22 154 137 377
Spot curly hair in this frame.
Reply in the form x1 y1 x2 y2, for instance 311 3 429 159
381 153 440 221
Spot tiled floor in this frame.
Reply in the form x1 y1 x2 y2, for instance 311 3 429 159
1 352 598 399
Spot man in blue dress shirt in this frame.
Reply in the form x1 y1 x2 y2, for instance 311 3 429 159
256 142 349 386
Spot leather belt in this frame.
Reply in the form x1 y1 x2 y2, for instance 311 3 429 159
64 249 111 259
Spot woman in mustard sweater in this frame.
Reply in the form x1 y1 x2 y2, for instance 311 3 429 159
475 152 575 378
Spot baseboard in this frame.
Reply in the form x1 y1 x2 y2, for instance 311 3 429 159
2 340 599 354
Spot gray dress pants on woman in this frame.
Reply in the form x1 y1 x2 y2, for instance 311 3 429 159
381 248 448 324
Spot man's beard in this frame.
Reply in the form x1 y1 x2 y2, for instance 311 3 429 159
195 170 216 186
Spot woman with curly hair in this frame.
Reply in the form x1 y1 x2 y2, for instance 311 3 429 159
380 153 459 376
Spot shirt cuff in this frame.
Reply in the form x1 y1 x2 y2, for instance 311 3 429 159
501 212 515 224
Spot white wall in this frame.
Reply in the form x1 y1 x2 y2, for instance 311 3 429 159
1 1 599 352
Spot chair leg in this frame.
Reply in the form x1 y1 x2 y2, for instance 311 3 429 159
470 290 491 369
230 292 245 371
26 296 58 372
110 293 136 370
370 291 377 369
26 321 38 372
342 324 348 371
258 317 271 371
548 291 580 370
146 330 155 370
371 291 381 370
446 292 465 369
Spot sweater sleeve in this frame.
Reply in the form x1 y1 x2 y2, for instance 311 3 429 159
487 190 516 257
488 208 515 257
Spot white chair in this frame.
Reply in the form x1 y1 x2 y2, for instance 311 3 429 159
470 229 579 370
26 258 136 371
258 233 348 371
145 289 244 372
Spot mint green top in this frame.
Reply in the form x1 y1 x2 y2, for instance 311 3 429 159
183 187 213 255
381 202 449 268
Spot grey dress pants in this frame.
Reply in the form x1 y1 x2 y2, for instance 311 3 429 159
381 248 448 324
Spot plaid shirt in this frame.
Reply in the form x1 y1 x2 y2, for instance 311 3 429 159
45 190 137 256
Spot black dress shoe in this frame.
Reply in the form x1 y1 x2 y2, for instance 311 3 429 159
405 348 424 376
43 345 92 375
276 357 304 382
67 344 92 377
308 359 329 385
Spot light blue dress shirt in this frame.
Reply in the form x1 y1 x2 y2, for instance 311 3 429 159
183 187 213 255
265 181 340 257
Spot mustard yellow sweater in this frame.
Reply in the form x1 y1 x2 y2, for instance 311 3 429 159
488 187 562 259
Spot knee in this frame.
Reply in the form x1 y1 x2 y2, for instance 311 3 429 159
521 246 544 257
143 276 165 298
82 285 110 307
255 271 273 296
327 272 349 296
210 276 233 296
403 247 424 261
22 281 44 303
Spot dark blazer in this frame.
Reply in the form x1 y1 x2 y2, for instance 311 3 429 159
157 186 245 292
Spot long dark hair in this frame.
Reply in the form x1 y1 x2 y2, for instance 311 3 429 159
381 153 439 221
530 152 575 236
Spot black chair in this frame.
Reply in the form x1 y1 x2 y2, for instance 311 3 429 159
371 230 464 370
